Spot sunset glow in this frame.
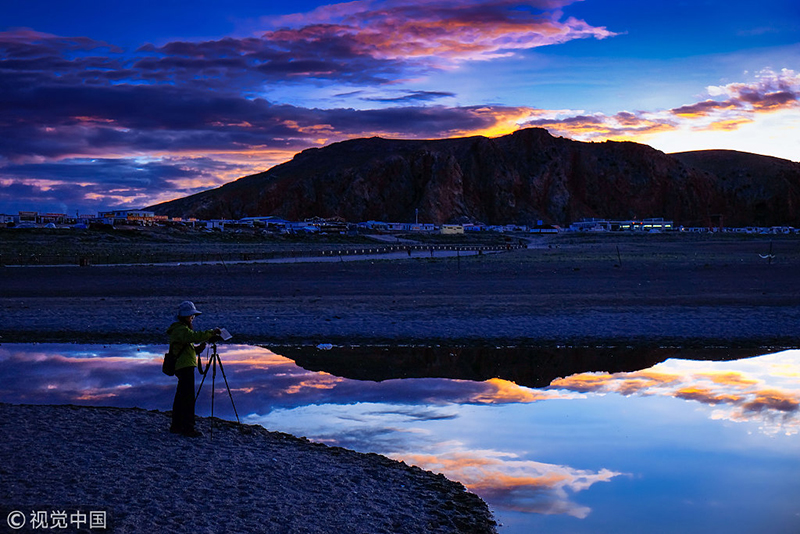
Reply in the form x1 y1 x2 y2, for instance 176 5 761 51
1 0 798 213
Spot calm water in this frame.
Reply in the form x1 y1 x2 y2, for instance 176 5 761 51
1 343 798 533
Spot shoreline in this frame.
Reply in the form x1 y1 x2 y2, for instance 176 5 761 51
0 403 497 534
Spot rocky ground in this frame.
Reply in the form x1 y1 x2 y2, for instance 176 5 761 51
0 403 496 533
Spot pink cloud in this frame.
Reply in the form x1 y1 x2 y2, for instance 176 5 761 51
707 68 800 112
399 449 622 517
263 0 617 63
519 69 800 143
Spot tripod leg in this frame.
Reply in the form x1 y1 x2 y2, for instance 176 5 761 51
211 354 217 440
216 356 241 424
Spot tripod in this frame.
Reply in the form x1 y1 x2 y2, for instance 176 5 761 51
195 342 240 439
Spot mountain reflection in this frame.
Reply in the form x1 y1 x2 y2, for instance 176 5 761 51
1 343 798 526
280 345 761 388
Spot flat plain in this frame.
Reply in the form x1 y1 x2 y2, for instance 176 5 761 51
2 229 798 349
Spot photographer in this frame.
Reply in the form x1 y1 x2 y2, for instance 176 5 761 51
167 301 221 437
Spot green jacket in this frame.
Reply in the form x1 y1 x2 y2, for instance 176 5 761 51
166 321 216 371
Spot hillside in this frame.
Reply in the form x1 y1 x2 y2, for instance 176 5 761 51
149 128 800 227
671 149 800 227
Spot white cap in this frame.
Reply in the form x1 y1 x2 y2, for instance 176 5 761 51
177 301 202 318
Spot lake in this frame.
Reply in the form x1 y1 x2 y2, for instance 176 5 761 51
1 343 798 533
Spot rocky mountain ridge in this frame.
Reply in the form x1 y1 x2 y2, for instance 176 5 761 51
150 128 800 227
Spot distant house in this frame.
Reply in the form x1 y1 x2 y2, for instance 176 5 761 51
441 224 465 235
239 216 289 229
358 221 389 231
203 219 230 230
38 213 67 224
100 210 156 226
570 217 673 232
569 218 611 232
530 225 559 234
285 221 319 234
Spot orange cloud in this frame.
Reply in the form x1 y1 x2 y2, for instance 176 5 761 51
398 449 623 517
702 117 756 132
283 375 343 394
522 111 678 143
674 386 744 406
550 372 615 393
693 371 760 388
471 378 570 403
515 68 800 145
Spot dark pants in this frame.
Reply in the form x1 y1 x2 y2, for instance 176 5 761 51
172 366 196 432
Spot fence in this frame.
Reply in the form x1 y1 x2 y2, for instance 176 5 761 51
0 243 526 267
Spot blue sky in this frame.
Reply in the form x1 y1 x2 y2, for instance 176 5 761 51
1 0 798 214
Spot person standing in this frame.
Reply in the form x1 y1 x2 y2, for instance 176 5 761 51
167 301 220 437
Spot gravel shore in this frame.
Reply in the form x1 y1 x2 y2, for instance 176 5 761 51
0 403 496 533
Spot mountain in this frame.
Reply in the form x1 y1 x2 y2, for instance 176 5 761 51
149 128 800 227
671 149 800 227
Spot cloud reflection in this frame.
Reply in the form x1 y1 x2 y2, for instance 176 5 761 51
549 350 800 436
399 449 622 518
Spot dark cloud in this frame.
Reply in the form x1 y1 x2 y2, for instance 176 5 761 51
0 157 239 213
361 90 456 102
741 390 799 413
671 99 742 117
0 9 612 212
134 28 406 86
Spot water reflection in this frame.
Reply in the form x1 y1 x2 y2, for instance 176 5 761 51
1 344 798 533
549 356 800 436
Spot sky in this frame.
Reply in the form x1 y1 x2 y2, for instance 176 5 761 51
1 0 799 214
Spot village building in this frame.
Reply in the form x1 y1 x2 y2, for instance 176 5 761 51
441 224 465 235
100 210 156 226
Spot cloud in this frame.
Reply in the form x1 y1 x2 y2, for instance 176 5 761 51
361 90 456 102
549 372 615 393
740 389 799 414
706 68 800 112
0 157 241 213
125 0 617 89
265 0 617 63
674 386 744 406
517 68 800 144
670 100 742 118
675 68 800 132
471 378 575 403
693 371 759 388
522 110 679 142
399 449 623 517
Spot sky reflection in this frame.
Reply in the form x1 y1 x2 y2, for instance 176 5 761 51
0 343 798 533
549 353 800 436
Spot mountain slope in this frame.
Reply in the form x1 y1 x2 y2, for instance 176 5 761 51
150 128 800 226
672 150 800 227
